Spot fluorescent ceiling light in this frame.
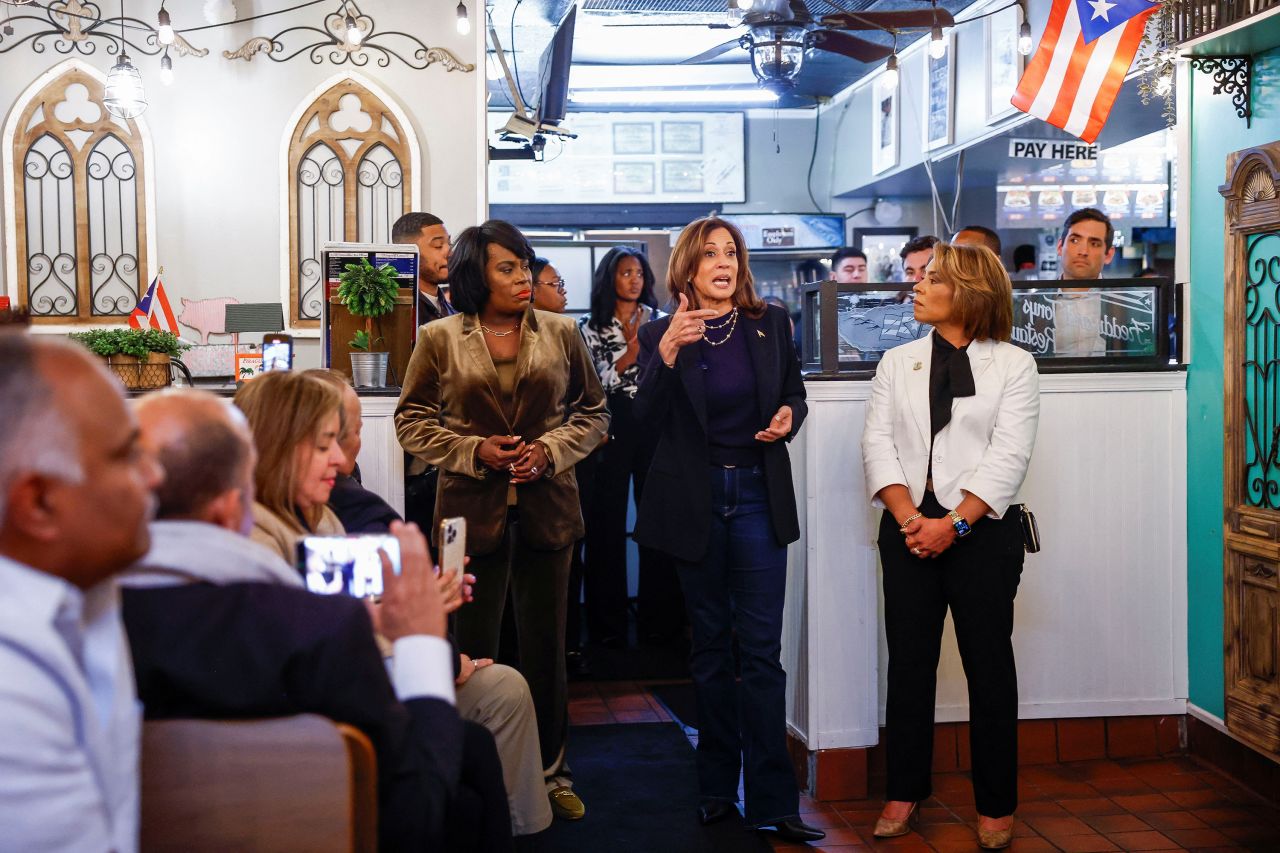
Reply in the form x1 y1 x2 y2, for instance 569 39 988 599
569 64 758 89
569 88 779 105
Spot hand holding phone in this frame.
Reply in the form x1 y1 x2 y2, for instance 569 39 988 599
367 521 446 641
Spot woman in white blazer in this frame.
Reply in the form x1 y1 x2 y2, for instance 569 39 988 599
861 243 1039 850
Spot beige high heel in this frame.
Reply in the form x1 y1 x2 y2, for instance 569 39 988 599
872 801 918 838
977 815 1015 849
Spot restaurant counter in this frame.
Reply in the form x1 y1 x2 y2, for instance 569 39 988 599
782 369 1188 752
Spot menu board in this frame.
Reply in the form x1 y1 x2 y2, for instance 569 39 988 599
996 132 1170 230
488 111 746 205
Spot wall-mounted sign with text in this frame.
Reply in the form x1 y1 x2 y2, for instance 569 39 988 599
719 213 845 251
1007 138 1099 161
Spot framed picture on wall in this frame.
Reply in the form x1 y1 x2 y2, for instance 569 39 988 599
853 227 919 283
986 3 1026 124
924 32 956 151
872 75 898 174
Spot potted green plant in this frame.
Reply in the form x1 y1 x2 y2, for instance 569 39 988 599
68 328 189 391
337 257 399 388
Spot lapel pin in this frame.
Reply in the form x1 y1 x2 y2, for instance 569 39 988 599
913 361 922 371
757 330 766 338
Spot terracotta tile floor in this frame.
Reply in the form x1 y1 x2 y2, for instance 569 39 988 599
570 681 1280 851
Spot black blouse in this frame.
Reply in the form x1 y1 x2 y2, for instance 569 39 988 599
928 331 976 438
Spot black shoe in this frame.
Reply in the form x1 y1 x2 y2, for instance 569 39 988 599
760 817 826 843
697 800 736 826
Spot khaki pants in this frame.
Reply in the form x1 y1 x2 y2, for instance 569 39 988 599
456 662 553 836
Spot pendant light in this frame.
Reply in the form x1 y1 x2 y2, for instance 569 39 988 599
928 24 946 60
1018 21 1033 55
456 1 470 36
104 0 147 119
156 2 174 45
159 48 174 85
344 13 362 45
882 53 899 89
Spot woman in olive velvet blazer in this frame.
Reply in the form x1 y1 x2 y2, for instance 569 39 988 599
395 220 609 820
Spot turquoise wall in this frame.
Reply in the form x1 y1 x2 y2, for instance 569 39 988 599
1186 49 1280 717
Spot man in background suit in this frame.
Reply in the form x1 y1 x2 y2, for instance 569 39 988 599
394 211 456 325
121 390 513 852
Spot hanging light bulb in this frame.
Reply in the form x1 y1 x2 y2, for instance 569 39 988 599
929 25 946 60
344 14 363 45
1018 21 1033 55
159 48 173 85
105 52 147 118
882 53 898 89
156 3 174 45
456 1 470 35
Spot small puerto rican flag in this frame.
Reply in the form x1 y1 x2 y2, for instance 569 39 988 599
1012 0 1160 143
129 274 179 334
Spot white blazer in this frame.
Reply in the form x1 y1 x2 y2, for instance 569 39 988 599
862 332 1040 519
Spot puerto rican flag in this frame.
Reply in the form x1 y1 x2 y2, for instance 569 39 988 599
129 275 179 334
1012 0 1160 143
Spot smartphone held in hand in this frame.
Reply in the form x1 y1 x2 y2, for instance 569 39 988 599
439 517 466 581
296 534 400 598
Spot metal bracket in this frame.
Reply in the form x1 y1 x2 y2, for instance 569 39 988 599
1189 55 1252 127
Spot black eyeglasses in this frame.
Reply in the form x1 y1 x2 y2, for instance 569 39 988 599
538 278 567 294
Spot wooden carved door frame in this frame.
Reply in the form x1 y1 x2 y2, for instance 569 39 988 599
1220 142 1280 759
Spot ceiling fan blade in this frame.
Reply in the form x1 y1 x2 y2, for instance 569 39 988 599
810 30 894 63
819 8 956 30
680 38 746 64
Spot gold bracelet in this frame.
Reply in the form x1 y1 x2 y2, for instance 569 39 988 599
899 511 923 532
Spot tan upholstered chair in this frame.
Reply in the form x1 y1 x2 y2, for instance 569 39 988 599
140 715 377 853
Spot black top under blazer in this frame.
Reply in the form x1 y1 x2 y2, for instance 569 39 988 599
633 304 808 563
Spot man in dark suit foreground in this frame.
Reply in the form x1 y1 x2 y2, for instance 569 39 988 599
120 390 513 852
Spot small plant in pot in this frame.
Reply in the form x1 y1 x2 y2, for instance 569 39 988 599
337 257 399 388
69 327 189 391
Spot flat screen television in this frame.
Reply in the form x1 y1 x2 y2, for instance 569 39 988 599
536 5 575 128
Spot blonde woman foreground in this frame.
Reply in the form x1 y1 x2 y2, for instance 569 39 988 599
862 243 1040 850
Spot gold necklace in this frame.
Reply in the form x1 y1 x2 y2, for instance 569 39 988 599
703 308 737 330
481 324 517 337
702 308 739 346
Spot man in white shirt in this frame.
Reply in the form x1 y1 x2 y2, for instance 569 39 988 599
1055 207 1116 356
0 332 163 852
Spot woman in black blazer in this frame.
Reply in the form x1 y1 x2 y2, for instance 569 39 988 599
633 216 822 844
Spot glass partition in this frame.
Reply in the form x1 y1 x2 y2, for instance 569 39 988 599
802 278 1176 375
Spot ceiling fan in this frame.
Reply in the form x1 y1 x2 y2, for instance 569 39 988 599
611 0 955 93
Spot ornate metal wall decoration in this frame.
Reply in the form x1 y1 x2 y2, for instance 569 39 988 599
224 0 472 71
0 0 207 56
1189 55 1251 127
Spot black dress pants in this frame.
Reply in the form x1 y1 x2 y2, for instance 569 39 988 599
877 491 1025 818
584 391 683 644
455 512 572 774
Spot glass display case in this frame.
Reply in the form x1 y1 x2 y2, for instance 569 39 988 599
801 278 1178 375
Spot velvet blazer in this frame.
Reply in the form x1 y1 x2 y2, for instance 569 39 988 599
395 309 610 555
632 304 808 563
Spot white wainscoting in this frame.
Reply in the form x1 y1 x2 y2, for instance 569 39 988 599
356 395 405 517
785 371 1189 751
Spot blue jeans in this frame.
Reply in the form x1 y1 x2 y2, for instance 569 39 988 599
676 465 799 827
